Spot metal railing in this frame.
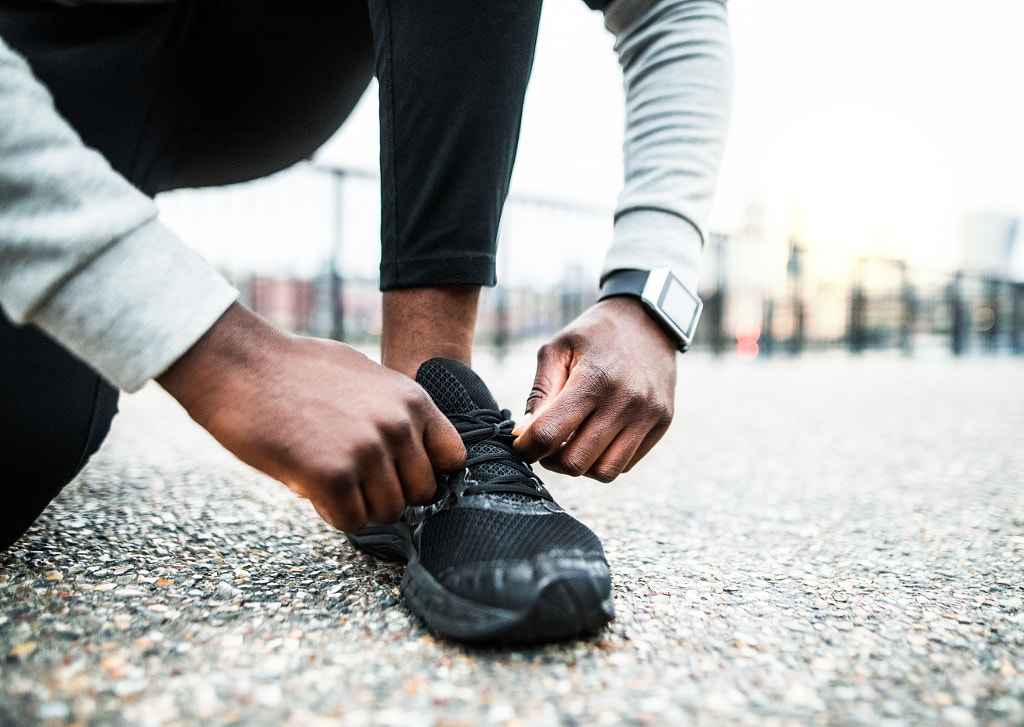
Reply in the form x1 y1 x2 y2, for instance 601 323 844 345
156 163 1024 359
698 235 1024 358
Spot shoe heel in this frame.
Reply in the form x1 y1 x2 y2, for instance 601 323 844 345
346 522 412 563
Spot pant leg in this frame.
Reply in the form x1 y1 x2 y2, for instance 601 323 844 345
171 0 375 190
0 309 118 551
0 0 375 550
370 0 544 290
0 0 375 195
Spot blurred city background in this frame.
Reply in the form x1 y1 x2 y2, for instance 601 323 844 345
155 0 1024 360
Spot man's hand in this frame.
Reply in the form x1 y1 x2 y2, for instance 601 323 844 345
512 297 677 482
156 303 466 532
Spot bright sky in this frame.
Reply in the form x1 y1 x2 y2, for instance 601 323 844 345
161 0 1024 280
719 0 1024 274
318 0 1024 274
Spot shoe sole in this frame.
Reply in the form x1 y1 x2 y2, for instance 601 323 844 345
347 523 614 645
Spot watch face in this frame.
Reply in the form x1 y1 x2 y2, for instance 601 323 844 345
657 272 702 338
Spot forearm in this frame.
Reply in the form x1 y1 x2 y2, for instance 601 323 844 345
156 302 280 417
602 0 733 290
0 36 236 391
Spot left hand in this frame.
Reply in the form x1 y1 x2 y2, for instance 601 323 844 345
512 296 678 482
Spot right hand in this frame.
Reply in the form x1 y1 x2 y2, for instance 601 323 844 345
156 303 466 532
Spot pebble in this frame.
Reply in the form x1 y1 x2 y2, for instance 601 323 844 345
35 702 70 720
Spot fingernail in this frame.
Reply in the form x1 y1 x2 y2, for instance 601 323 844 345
512 413 533 437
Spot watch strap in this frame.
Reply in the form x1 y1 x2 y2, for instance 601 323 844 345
597 269 649 301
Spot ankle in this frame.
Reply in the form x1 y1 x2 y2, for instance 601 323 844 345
381 286 480 378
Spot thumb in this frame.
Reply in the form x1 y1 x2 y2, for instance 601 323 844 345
512 342 571 451
423 406 467 474
525 341 572 415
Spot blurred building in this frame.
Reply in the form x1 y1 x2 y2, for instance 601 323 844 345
959 211 1018 277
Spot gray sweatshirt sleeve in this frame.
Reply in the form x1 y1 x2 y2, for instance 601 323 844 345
0 36 237 392
601 0 733 291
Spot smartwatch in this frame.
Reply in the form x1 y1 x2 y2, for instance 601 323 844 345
597 268 702 352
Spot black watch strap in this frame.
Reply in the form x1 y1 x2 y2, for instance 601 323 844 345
596 269 648 301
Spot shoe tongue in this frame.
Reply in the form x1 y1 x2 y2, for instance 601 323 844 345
416 359 536 501
415 358 499 417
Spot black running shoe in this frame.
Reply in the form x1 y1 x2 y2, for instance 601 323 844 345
347 358 614 644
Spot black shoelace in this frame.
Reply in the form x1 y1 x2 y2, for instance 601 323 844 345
449 408 554 502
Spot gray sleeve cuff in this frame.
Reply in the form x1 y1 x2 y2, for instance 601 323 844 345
28 219 238 392
601 209 703 291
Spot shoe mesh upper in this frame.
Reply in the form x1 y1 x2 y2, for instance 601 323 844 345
468 442 524 481
414 359 606 574
417 360 497 417
419 508 604 573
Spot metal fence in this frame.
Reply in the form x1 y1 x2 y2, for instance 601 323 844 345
698 234 1024 358
156 163 1024 359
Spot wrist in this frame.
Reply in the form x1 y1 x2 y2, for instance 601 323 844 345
597 268 702 352
594 296 678 358
156 303 284 417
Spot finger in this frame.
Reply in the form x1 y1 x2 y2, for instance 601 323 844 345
586 423 654 482
542 410 625 478
358 456 407 524
310 484 368 533
524 341 572 417
393 436 439 506
623 419 672 473
510 412 533 438
539 447 570 475
514 394 592 463
421 404 467 474
514 365 604 463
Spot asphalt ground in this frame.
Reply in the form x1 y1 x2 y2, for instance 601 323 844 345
1 348 1022 726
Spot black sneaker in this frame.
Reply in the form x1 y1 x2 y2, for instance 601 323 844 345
347 358 614 644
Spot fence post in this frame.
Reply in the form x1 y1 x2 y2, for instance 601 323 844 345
898 261 917 357
702 291 726 356
1011 282 1024 354
787 241 805 355
947 271 967 356
848 257 867 354
708 234 728 355
313 163 381 341
980 277 1000 353
494 285 509 362
321 169 347 341
761 298 775 357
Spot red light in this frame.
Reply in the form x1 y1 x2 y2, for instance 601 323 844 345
735 324 760 361
735 341 759 361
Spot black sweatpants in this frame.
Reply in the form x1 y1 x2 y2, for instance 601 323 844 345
0 0 543 551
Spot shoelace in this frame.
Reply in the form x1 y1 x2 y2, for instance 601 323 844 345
449 408 554 502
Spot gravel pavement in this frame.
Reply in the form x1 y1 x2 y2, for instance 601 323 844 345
2 350 1022 726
